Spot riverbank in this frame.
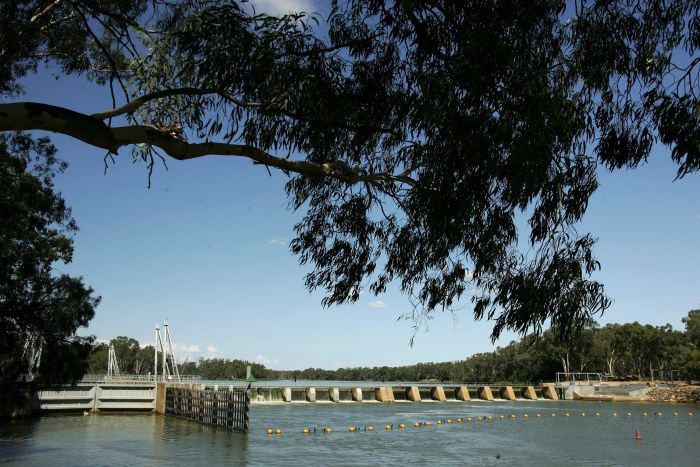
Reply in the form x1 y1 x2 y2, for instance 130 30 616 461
570 383 700 403
647 386 700 403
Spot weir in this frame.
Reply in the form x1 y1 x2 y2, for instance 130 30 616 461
239 382 550 403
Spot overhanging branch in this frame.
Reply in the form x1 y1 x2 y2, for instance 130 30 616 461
0 102 417 187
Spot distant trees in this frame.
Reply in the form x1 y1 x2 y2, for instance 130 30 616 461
87 337 155 375
88 312 699 383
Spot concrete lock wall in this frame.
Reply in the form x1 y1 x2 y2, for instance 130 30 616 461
455 386 470 401
478 386 494 401
430 386 447 402
305 387 316 403
352 388 363 402
522 386 538 400
406 387 421 402
500 386 516 401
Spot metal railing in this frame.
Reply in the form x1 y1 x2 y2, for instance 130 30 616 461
80 374 201 384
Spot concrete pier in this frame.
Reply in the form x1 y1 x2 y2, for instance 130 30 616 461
375 386 395 402
455 386 470 401
430 386 447 401
305 387 316 402
406 387 421 402
352 387 363 402
328 388 339 403
522 386 538 400
542 385 558 400
500 386 517 401
478 386 494 401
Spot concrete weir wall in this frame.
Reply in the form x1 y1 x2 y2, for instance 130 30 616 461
236 383 561 404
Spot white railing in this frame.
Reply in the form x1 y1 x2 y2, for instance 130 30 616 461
80 374 201 384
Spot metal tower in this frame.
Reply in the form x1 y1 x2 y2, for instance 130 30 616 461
154 321 180 383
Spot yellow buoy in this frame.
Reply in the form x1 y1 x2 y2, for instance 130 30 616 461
425 422 431 426
523 414 529 418
627 412 632 417
437 420 443 425
657 412 663 416
551 413 556 417
510 414 516 419
487 416 493 420
595 412 600 417
498 415 505 420
467 417 472 422
414 422 420 428
673 412 679 416
368 426 374 431
642 412 648 417
266 429 273 435
613 412 618 417
581 413 586 417
456 418 463 423
302 428 310 434
565 413 570 417
536 413 542 418
689 412 694 416
446 419 452 424
385 424 392 430
476 417 482 421
275 429 282 435
399 423 406 429
349 427 356 432
324 427 333 433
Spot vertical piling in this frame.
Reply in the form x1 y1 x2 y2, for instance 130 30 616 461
164 385 250 433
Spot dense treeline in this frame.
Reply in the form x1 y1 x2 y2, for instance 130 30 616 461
89 311 700 383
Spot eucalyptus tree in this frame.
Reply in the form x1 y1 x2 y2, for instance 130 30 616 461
0 132 99 386
1 0 698 341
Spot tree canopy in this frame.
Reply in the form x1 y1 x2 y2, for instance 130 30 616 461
1 0 698 339
0 132 99 386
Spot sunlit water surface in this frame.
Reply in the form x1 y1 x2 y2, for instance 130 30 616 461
1 401 698 466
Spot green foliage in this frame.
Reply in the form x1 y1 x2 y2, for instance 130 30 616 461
0 132 99 386
2 1 698 339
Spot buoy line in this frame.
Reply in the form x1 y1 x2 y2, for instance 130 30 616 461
265 411 696 435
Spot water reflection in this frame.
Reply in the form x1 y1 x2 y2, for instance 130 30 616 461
0 402 698 466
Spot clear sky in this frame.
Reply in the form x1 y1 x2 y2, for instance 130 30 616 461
11 0 700 371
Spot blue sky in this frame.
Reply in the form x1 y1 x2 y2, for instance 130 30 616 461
11 0 700 371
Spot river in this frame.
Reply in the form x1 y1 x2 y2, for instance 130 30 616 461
1 400 698 465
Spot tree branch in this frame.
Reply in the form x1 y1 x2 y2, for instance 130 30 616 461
91 87 401 136
90 87 262 120
0 102 417 187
